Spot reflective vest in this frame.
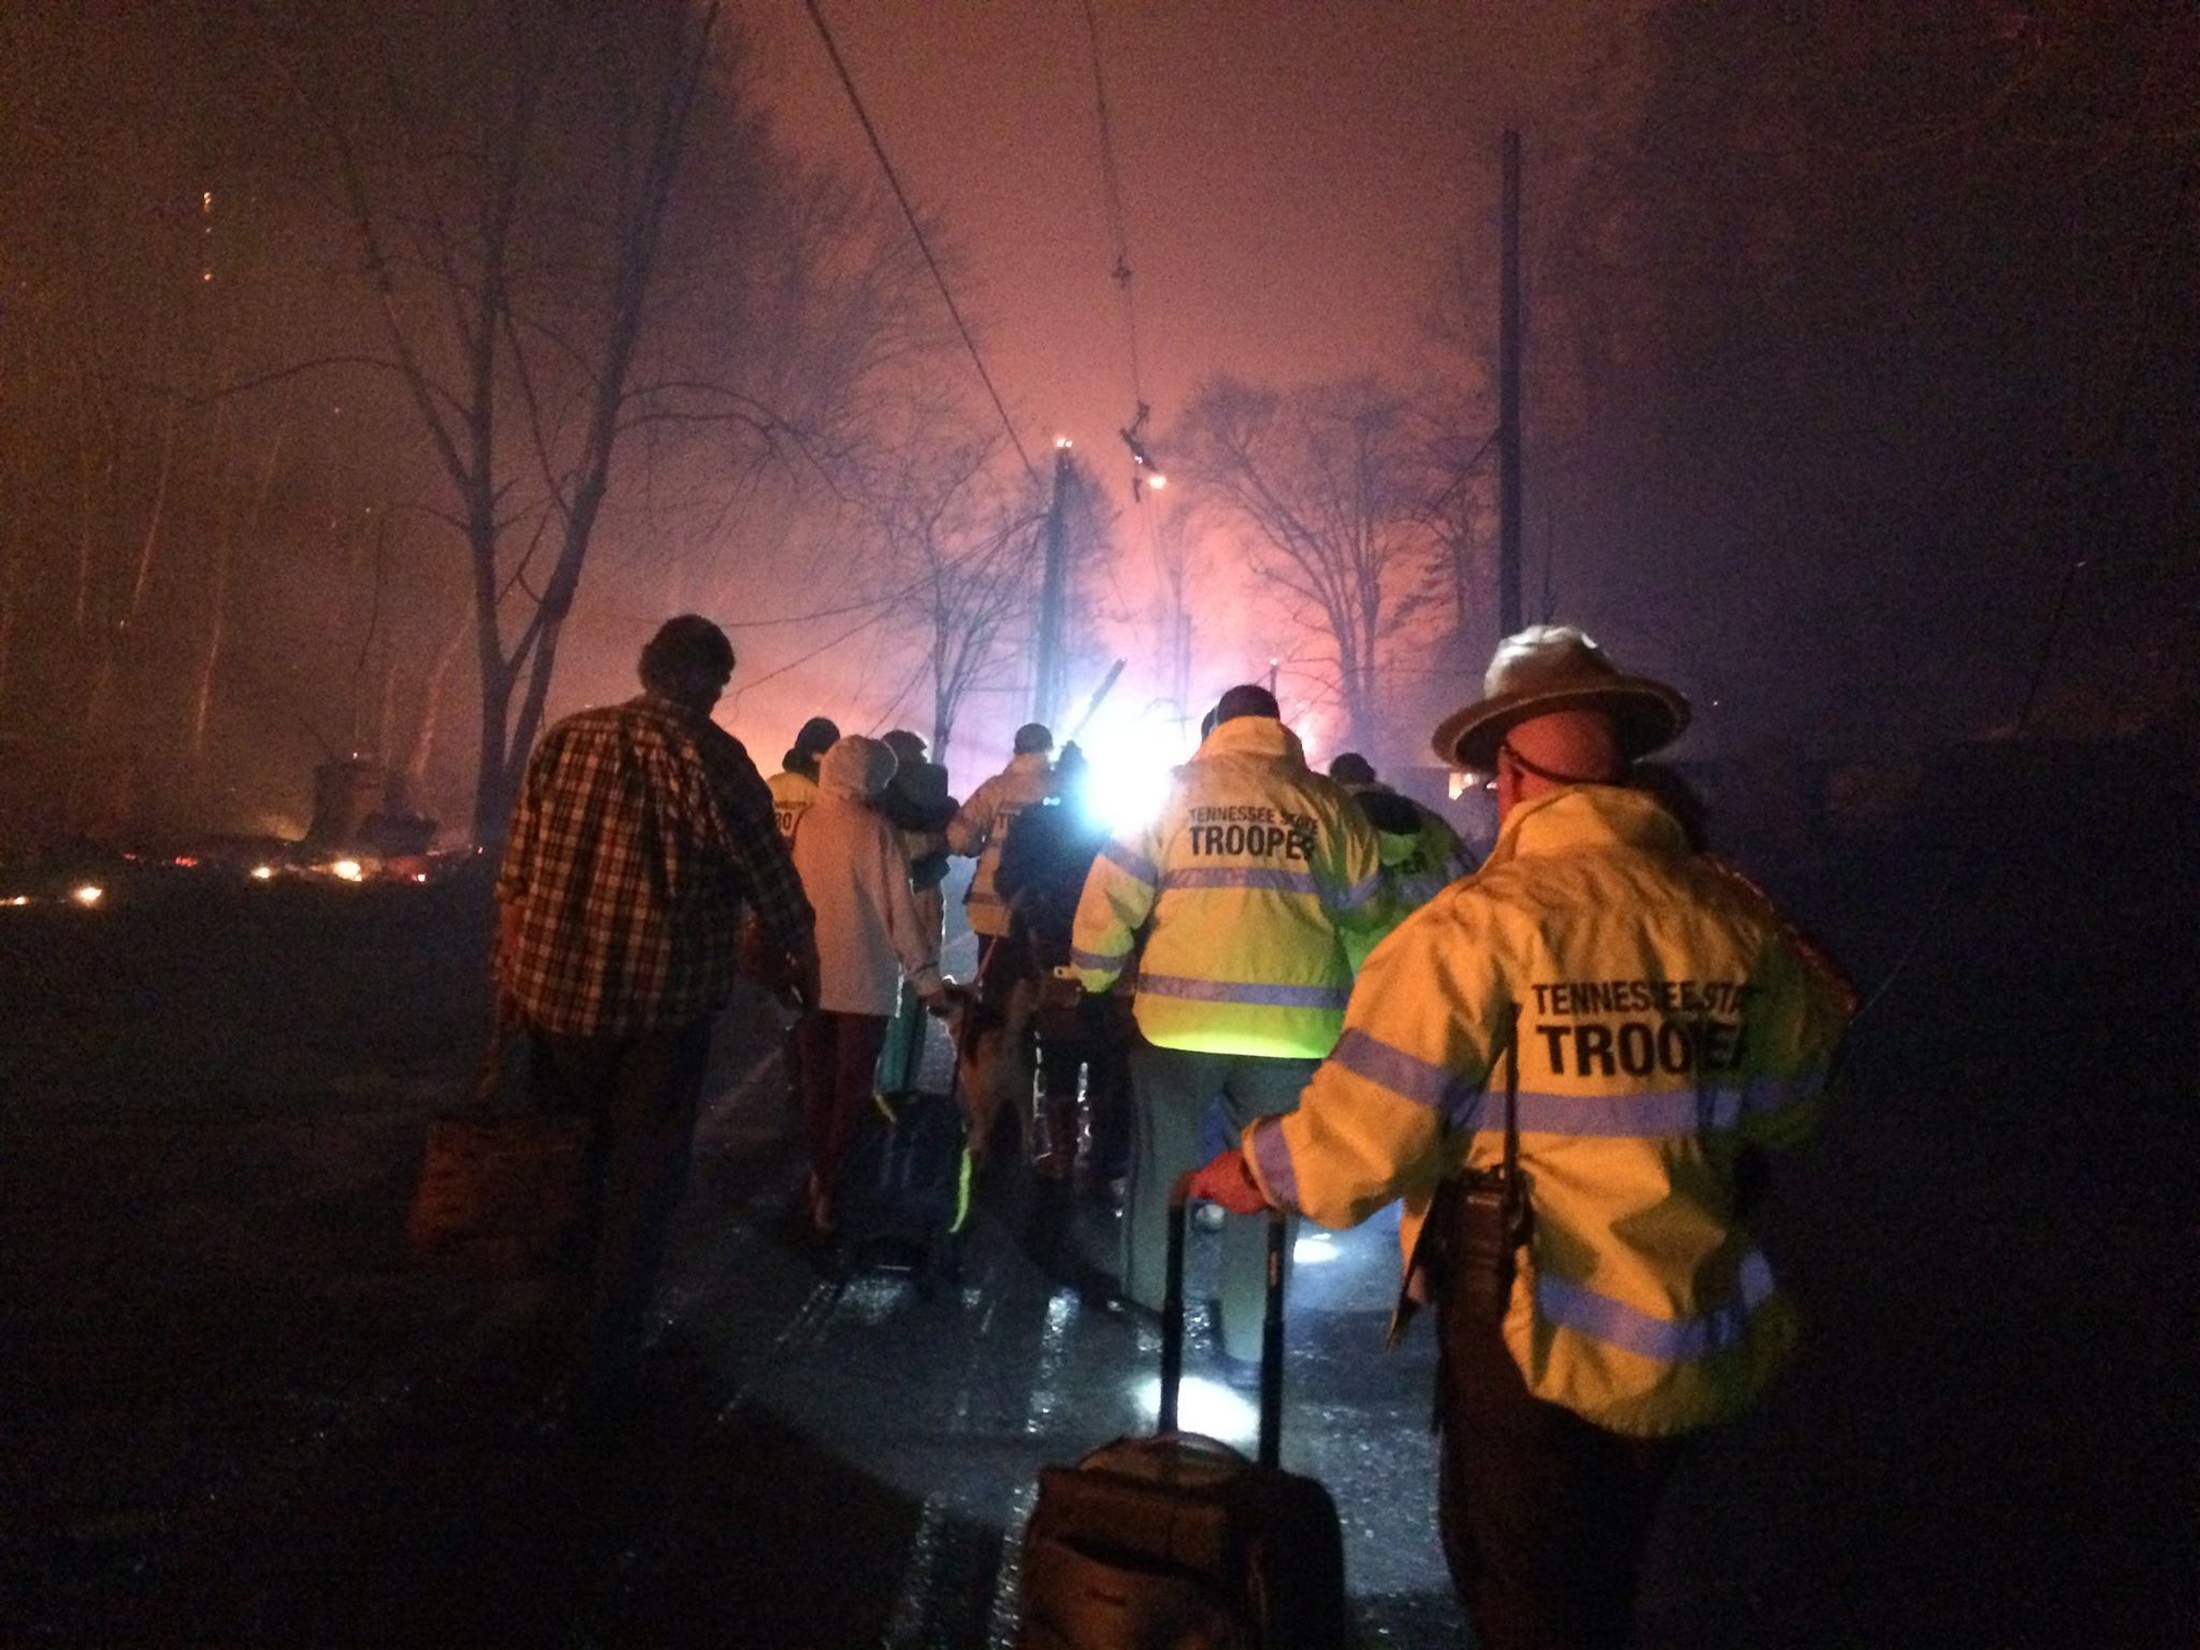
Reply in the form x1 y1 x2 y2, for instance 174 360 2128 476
767 768 818 841
1071 716 1388 1059
1381 797 1471 909
1244 784 1855 1436
949 751 1054 939
1342 782 1474 969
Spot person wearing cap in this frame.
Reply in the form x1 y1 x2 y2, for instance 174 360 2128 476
1326 751 1474 959
1071 683 1389 1377
494 616 818 1430
788 735 952 1235
947 721 1056 978
768 715 841 841
1187 625 1856 1650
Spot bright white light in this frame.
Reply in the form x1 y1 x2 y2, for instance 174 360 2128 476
1293 1231 1342 1265
4 895 30 908
331 860 365 883
1073 707 1193 839
1131 1374 1259 1445
72 885 104 907
1147 473 1167 490
1054 435 1073 450
250 865 274 881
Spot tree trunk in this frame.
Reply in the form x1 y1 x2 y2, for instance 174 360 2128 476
70 404 176 835
404 612 468 826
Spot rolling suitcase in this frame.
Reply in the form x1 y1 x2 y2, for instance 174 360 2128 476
834 1082 972 1288
1016 1176 1349 1649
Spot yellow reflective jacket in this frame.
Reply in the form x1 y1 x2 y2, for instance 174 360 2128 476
1071 716 1389 1059
1244 784 1855 1436
1341 782 1475 969
948 751 1054 939
767 768 819 842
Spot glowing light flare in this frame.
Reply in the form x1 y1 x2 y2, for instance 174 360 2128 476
1073 718 1190 839
1292 1231 1342 1265
72 885 105 907
250 865 275 881
1131 1374 1259 1444
330 860 365 883
4 895 31 908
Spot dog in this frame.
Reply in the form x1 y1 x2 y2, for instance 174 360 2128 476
946 975 1037 1170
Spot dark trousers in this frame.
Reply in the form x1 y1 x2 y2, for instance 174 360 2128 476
527 1015 715 1404
1435 1301 1689 1650
1122 1044 1315 1361
794 1009 890 1200
1037 993 1131 1182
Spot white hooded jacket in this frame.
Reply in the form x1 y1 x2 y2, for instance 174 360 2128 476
792 737 944 1016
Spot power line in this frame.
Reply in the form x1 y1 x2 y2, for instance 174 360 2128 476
722 505 1049 705
801 0 1039 484
1079 0 1144 415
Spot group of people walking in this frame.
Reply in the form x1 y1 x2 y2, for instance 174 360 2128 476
491 612 1853 1649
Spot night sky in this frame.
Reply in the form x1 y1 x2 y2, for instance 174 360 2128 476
0 2 2192 842
755 2 1599 460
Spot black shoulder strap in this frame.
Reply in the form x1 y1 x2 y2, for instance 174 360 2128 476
1498 1000 1524 1228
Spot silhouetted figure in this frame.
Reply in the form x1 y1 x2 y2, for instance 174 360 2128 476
494 616 817 1431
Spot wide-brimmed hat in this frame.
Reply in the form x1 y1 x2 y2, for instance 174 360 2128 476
1430 625 1688 772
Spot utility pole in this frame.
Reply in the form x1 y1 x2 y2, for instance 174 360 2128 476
1032 438 1074 728
1498 129 1523 637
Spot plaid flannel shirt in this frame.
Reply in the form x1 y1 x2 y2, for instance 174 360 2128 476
496 694 814 1037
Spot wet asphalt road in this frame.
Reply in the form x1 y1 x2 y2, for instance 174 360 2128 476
4 773 2194 1647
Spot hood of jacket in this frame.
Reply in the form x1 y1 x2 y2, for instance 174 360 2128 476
1193 713 1307 770
819 735 896 801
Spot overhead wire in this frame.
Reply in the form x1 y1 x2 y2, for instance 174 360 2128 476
800 0 1039 485
723 505 1049 706
1077 0 1170 668
1079 0 1145 417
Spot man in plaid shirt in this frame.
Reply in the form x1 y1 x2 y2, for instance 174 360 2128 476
495 615 817 1428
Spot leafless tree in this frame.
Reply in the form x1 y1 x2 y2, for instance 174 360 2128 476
265 0 731 842
1168 375 1446 753
853 423 1046 769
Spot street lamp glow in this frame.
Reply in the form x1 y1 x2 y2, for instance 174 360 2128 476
72 885 104 907
1293 1230 1342 1265
331 860 365 883
251 865 275 881
1132 1374 1258 1443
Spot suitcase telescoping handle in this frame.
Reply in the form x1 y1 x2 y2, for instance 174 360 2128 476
1160 1173 1288 1470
